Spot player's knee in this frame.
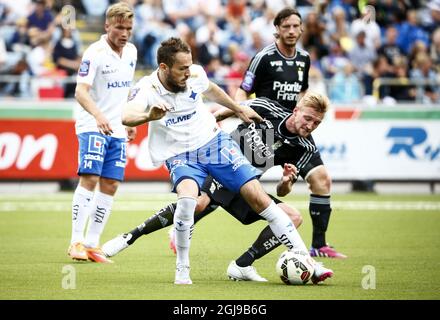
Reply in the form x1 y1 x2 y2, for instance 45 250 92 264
308 171 332 194
278 203 303 228
175 197 197 221
99 177 119 195
79 174 99 191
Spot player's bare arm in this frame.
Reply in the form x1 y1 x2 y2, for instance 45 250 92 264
277 163 298 197
234 87 252 102
75 83 113 135
204 82 262 123
213 107 234 122
122 102 169 127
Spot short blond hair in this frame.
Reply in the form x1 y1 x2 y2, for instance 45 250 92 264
298 91 330 114
106 2 134 23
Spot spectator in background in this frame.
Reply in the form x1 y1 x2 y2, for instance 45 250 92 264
430 27 440 72
247 0 266 21
81 0 108 17
321 41 350 78
372 54 395 101
387 56 416 102
246 29 265 57
350 5 381 50
52 26 80 97
198 0 224 22
422 0 440 34
410 53 440 104
308 65 327 96
197 24 224 66
26 28 55 77
374 0 406 28
134 0 176 69
27 0 55 35
408 40 428 71
162 0 201 30
225 50 249 97
248 6 276 47
378 26 403 65
396 9 430 55
326 6 353 53
329 62 362 103
301 10 329 60
348 30 377 95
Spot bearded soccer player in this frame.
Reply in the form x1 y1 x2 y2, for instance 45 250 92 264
103 92 334 283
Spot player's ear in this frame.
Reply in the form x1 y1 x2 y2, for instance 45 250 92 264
274 26 280 39
159 62 169 72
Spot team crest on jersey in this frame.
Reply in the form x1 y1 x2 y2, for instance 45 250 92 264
78 60 90 77
189 90 197 100
296 61 305 67
272 140 283 150
128 87 140 101
242 71 255 91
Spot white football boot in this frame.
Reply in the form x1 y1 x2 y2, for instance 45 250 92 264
102 234 132 257
227 261 268 282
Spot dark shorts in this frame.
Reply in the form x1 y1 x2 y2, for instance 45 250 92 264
298 150 324 179
201 176 282 225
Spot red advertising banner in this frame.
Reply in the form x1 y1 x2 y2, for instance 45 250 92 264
0 119 169 180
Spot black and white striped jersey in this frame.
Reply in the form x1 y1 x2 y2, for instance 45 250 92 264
240 43 310 111
230 97 317 173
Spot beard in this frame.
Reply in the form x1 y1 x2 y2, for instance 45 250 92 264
165 77 187 93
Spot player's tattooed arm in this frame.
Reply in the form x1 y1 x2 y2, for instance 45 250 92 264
277 163 298 197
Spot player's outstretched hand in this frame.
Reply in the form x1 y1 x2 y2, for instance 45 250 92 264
148 104 169 121
283 163 298 183
236 105 263 124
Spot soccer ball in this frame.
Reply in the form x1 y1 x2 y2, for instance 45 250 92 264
276 250 315 285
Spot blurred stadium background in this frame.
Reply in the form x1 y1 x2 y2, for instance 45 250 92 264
1 0 439 193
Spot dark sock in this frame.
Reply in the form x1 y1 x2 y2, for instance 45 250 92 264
236 225 280 267
126 203 176 244
309 194 332 249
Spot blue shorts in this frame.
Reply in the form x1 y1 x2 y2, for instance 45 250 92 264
165 131 261 194
77 132 127 181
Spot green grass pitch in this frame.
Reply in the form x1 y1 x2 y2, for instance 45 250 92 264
0 192 439 300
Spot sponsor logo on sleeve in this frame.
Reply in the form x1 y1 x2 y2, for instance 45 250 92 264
78 60 90 77
128 87 140 101
241 71 255 91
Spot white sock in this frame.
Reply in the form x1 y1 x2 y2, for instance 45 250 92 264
174 197 197 268
71 186 94 244
259 201 309 253
84 191 114 248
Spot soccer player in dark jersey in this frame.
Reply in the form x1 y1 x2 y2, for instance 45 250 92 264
235 7 346 259
102 92 334 283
